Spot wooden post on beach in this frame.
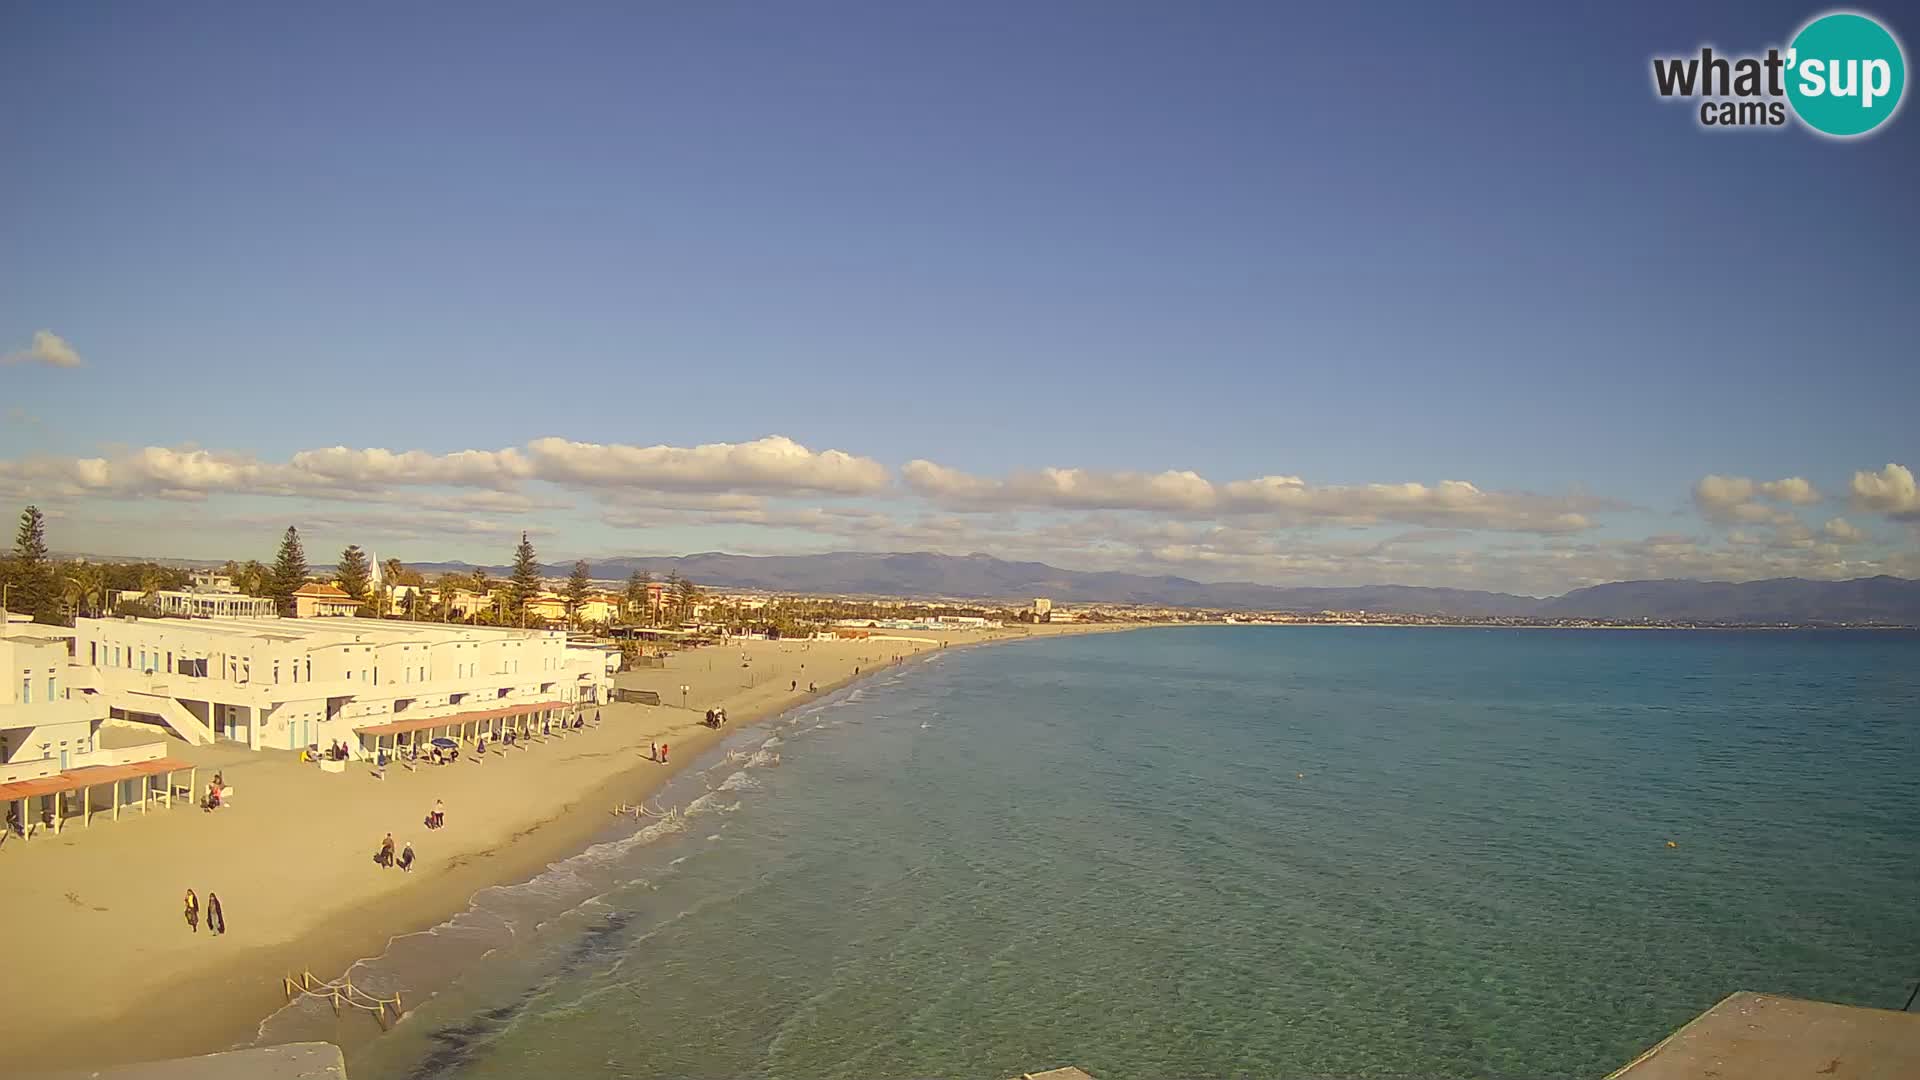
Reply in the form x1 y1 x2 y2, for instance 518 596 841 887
82 784 90 827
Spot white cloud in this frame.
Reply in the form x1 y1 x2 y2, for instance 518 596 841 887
1692 473 1815 526
289 446 533 490
1822 517 1865 544
1 330 85 368
1759 476 1822 505
1850 463 1920 520
904 461 1601 533
1222 476 1596 533
528 435 888 495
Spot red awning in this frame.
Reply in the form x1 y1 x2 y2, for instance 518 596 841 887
0 757 194 802
354 700 566 739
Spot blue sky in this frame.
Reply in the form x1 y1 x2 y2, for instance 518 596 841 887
2 1 1916 593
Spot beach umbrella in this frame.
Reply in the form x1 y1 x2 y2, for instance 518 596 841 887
430 737 457 749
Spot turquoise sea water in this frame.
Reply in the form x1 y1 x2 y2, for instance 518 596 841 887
266 627 1920 1079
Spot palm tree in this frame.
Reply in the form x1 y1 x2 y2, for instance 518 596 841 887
65 563 106 618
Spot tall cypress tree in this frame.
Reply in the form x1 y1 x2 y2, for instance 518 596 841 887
270 526 309 616
509 532 542 623
337 544 373 609
11 505 58 622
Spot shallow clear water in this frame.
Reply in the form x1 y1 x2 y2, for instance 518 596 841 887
268 627 1920 1080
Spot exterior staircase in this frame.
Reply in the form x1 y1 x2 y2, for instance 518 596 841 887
72 668 216 745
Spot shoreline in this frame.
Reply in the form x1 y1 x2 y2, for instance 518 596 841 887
12 624 1134 1077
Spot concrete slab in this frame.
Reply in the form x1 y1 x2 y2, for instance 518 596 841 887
31 1041 346 1080
1609 992 1920 1080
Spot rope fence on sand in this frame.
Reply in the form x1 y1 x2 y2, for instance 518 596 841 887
611 798 678 821
282 970 404 1029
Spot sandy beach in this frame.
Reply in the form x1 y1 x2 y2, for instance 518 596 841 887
3 624 1123 1075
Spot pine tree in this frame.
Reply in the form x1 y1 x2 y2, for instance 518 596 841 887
337 544 373 609
663 569 683 623
625 569 651 624
269 526 309 616
564 560 593 625
11 505 58 622
509 532 541 623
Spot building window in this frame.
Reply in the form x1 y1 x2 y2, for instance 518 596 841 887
20 677 29 704
48 676 57 700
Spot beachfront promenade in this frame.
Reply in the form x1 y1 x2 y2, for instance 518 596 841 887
2 624 1111 1075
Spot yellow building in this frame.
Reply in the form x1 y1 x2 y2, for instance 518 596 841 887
292 583 360 618
523 594 567 622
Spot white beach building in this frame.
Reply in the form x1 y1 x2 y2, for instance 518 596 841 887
3 614 185 838
65 615 614 753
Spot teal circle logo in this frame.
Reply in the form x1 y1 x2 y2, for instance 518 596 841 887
1786 12 1906 137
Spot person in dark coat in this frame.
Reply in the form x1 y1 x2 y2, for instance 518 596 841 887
398 841 415 873
207 892 225 935
184 889 199 933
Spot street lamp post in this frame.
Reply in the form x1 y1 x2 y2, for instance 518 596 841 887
680 684 690 710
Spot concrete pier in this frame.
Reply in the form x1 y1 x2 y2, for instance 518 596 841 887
32 1041 346 1080
1609 992 1920 1080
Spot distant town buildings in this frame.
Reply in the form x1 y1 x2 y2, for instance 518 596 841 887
1032 598 1053 618
115 569 278 619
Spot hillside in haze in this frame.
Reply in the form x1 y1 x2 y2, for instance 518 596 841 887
402 551 1920 623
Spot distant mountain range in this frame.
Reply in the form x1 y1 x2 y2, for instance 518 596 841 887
397 550 1920 624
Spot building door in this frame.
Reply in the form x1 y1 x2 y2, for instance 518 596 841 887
60 749 68 769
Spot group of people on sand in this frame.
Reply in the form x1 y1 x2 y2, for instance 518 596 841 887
201 771 229 811
375 831 417 873
182 889 226 935
649 741 671 764
369 795 445 872
702 707 729 729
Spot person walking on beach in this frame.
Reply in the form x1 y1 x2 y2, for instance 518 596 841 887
399 841 415 874
183 889 199 933
206 892 225 936
659 742 669 764
379 832 395 869
791 679 797 692
430 798 445 830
